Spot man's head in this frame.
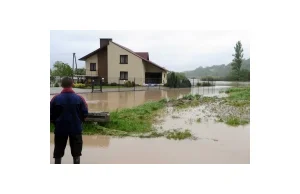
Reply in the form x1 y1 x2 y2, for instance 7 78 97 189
61 77 74 88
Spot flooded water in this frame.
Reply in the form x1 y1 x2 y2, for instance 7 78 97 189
50 82 250 164
50 86 231 112
50 105 250 164
50 123 249 164
189 80 250 86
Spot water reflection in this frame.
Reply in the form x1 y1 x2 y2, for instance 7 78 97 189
50 133 110 148
50 81 249 112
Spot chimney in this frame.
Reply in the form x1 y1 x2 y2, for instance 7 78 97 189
100 38 112 48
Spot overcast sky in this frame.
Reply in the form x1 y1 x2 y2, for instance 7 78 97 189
50 30 250 72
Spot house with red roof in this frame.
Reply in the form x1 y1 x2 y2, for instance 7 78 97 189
79 38 168 85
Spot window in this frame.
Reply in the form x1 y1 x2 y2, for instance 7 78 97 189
120 55 128 64
90 63 96 71
120 71 128 80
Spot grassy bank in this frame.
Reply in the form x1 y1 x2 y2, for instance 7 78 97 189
217 87 250 126
50 86 250 138
225 87 250 107
169 87 250 127
50 99 196 140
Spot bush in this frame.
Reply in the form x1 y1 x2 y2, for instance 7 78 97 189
166 72 191 88
54 82 59 87
73 83 86 88
110 82 117 86
182 94 195 100
102 82 108 86
124 81 135 87
180 77 191 88
196 82 215 87
201 76 220 81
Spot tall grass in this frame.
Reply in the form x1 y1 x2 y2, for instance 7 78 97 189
51 99 168 136
101 99 167 133
226 87 250 101
225 87 250 106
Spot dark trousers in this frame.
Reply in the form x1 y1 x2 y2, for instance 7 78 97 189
53 134 83 158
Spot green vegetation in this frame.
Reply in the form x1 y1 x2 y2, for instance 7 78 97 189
124 80 135 87
51 99 167 136
166 72 191 88
196 82 215 86
210 87 250 126
215 117 224 123
183 58 250 81
54 82 59 87
51 61 73 77
165 129 195 140
182 94 201 100
225 116 249 126
225 87 250 106
50 97 199 140
200 76 219 81
172 94 201 109
102 100 167 133
50 69 55 83
73 83 86 88
231 41 244 82
50 86 250 138
138 129 196 140
74 68 86 75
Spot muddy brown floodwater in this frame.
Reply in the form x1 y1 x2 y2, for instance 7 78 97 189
50 123 249 164
50 86 250 164
50 86 231 112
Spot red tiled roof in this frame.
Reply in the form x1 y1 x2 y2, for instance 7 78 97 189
135 52 149 60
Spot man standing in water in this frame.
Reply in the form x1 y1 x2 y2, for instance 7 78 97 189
50 77 88 164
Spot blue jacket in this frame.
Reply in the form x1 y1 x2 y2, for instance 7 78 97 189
50 88 88 135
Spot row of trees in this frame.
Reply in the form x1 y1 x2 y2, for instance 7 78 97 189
200 68 250 82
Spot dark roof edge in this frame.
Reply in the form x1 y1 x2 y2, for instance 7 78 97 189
78 41 168 72
78 46 107 60
111 42 168 72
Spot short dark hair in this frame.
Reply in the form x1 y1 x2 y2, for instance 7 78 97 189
61 77 73 88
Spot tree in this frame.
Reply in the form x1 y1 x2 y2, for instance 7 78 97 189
50 69 55 83
52 61 73 77
231 41 244 81
74 68 86 75
239 69 250 81
166 71 191 88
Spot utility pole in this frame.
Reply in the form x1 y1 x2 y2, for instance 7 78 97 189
72 53 78 81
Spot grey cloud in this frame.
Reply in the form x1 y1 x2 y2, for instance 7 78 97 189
50 30 250 72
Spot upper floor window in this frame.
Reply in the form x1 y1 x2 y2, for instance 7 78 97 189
120 55 128 64
90 63 96 71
